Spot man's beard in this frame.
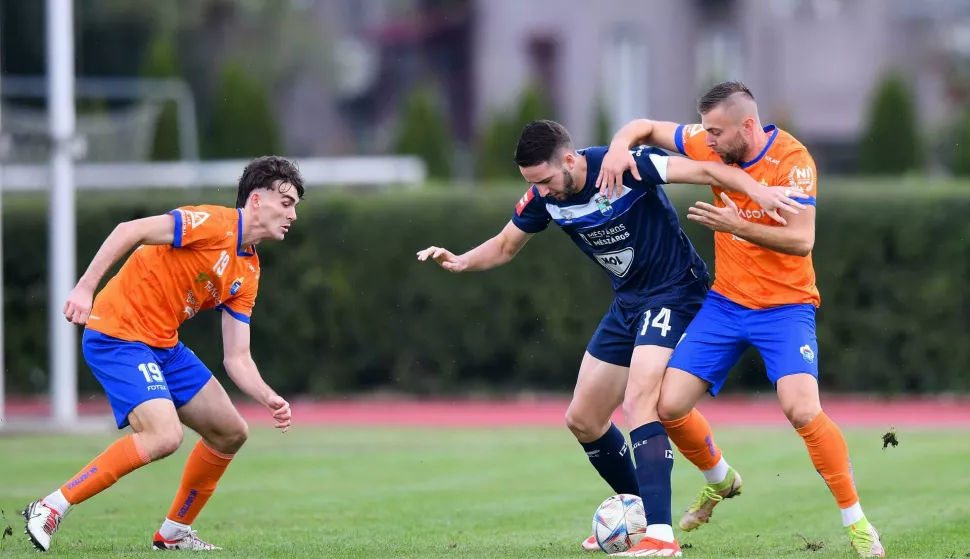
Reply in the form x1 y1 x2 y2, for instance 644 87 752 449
560 168 579 197
718 133 749 165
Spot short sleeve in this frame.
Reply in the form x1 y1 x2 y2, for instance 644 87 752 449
169 206 224 249
511 186 551 233
776 150 818 206
626 145 671 191
673 123 711 160
218 277 258 324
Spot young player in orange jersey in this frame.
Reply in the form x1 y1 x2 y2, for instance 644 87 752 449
597 82 885 558
22 156 304 552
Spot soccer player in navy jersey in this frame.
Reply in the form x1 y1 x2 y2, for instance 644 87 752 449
417 120 801 556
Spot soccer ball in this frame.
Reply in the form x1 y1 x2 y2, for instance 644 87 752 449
591 494 647 553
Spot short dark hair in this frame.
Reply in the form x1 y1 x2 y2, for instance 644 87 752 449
236 155 305 208
697 81 755 114
513 120 573 167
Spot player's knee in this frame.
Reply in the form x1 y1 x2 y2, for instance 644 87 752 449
656 394 690 423
564 404 610 443
776 374 822 428
144 424 184 459
208 417 249 454
621 380 660 420
224 418 250 451
782 402 821 429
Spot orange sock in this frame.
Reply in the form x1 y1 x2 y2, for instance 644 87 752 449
60 434 151 505
796 411 859 508
166 440 234 525
661 409 721 471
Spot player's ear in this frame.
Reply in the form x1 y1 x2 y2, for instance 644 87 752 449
562 152 575 169
743 117 756 135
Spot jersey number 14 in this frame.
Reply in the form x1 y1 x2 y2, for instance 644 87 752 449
640 308 672 337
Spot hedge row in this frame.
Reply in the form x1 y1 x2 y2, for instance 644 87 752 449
5 181 970 396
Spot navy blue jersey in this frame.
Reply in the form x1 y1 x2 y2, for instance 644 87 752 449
512 145 709 308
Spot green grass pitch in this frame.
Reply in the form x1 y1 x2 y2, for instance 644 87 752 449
0 426 965 558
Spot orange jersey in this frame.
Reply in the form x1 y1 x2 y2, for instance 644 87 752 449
87 205 261 348
675 124 819 309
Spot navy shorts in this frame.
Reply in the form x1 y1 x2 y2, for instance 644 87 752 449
667 291 819 396
586 280 707 367
82 329 213 429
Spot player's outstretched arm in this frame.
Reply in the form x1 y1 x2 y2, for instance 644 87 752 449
666 157 808 226
610 119 681 153
597 120 681 198
221 311 291 432
63 214 177 325
416 221 533 273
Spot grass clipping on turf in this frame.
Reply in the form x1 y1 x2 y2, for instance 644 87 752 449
0 508 13 554
794 533 825 551
881 427 898 450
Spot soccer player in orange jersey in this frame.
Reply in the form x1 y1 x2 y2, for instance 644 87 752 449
22 156 304 552
597 82 885 558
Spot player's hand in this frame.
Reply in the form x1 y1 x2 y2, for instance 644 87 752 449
264 394 291 433
63 284 95 325
687 192 746 234
596 146 639 200
416 246 467 273
749 185 809 226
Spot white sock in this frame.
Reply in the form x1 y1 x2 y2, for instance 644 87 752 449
42 489 71 516
159 519 191 541
702 457 730 485
841 502 864 527
644 523 674 543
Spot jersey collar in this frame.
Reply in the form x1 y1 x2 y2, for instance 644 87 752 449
236 208 256 257
739 125 778 169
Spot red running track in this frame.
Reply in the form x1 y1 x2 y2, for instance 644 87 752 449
4 395 970 428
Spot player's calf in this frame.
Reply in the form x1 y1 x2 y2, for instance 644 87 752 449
570 351 640 552
661 405 743 532
23 434 156 552
624 345 678 545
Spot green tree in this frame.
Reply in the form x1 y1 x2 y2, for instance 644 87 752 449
205 61 280 159
393 84 454 180
858 72 922 175
140 36 182 160
477 85 555 180
950 110 970 177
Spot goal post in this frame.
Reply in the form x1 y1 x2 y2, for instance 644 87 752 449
48 0 79 428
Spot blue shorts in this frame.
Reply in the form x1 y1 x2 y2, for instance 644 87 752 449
667 291 819 396
587 280 707 367
82 329 213 429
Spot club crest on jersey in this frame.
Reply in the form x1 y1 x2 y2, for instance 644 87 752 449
800 344 815 364
229 277 244 296
594 194 613 216
788 165 815 192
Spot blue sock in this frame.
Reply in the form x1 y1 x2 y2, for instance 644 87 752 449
580 422 640 497
630 421 673 527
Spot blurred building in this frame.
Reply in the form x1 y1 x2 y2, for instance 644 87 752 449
302 0 970 172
